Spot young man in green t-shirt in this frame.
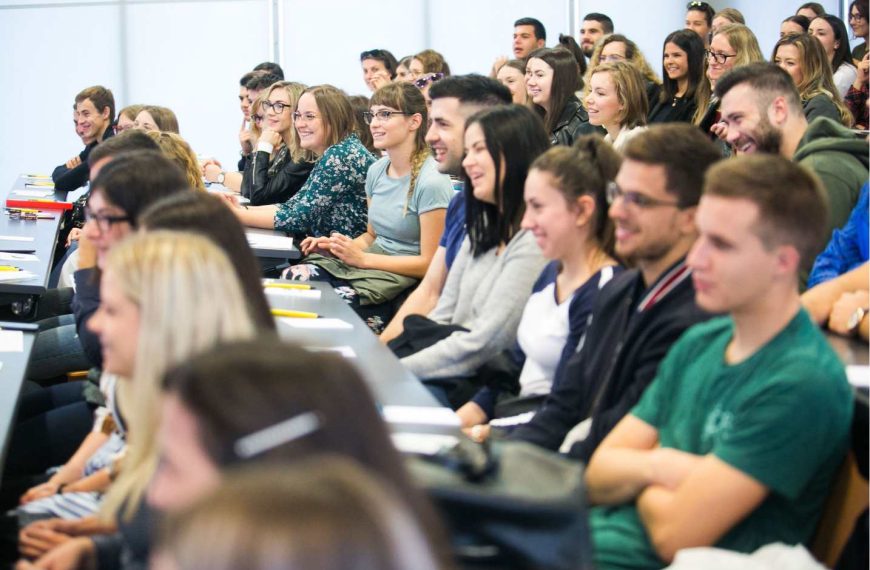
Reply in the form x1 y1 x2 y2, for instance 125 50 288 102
585 154 854 569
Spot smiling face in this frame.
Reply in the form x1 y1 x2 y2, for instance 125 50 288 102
600 41 627 63
720 84 783 155
134 109 159 132
264 88 293 135
685 9 711 40
688 195 780 314
497 65 527 105
76 98 111 143
425 96 465 175
851 4 869 38
147 393 221 513
82 190 133 269
521 168 586 260
580 19 606 57
707 33 737 83
808 18 838 61
774 44 804 87
396 63 414 83
585 71 623 129
115 112 136 133
239 86 250 120
462 122 498 204
87 268 140 378
361 58 389 91
294 92 328 155
780 20 805 37
368 105 418 151
525 57 554 111
663 41 690 83
513 24 543 59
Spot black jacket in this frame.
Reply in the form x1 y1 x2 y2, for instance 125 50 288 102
72 267 102 368
51 126 115 192
240 145 313 206
550 97 599 146
511 258 712 462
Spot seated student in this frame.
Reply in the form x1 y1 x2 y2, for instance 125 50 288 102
526 47 597 146
810 14 858 97
781 14 811 37
711 7 744 31
409 49 451 80
808 182 869 288
772 33 853 125
797 2 825 20
585 154 853 569
585 62 649 152
146 131 207 191
253 60 284 79
17 232 267 568
348 95 378 155
52 86 115 192
495 59 530 105
286 83 452 333
396 56 414 83
458 137 623 440
228 85 375 240
134 105 179 133
114 105 142 134
379 75 512 343
845 51 869 130
648 30 708 124
586 35 662 111
154 460 452 570
803 262 870 339
360 49 398 92
579 13 613 58
684 0 714 44
510 124 718 462
851 0 869 63
489 16 546 78
239 81 314 205
390 105 549 408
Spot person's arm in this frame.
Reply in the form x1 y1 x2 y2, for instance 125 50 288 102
51 145 91 192
70 236 102 367
20 432 109 504
329 209 446 279
223 197 280 230
802 262 870 324
379 246 448 343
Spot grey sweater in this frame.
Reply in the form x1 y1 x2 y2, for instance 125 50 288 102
401 230 547 380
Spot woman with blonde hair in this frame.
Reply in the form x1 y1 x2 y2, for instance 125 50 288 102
134 105 179 133
409 49 451 79
585 62 648 151
229 85 375 239
773 33 853 125
146 131 206 191
496 59 531 105
23 231 263 568
287 82 452 333
114 104 143 133
239 81 314 205
586 34 661 110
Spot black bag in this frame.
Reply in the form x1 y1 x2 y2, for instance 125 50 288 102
408 438 593 570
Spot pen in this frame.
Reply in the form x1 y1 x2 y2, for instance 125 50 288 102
270 308 318 319
264 283 312 290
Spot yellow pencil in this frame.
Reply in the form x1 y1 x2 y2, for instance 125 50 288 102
0 266 20 272
264 283 312 290
271 308 318 319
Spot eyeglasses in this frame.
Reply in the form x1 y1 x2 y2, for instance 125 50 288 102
606 182 681 209
252 114 263 124
84 208 131 232
600 54 626 63
705 49 738 64
850 12 866 21
362 110 412 125
261 100 291 114
414 72 445 89
292 111 320 123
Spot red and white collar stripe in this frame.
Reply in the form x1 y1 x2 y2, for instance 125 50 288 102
637 261 692 313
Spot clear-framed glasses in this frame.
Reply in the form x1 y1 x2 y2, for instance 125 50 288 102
292 111 320 123
261 100 290 114
414 72 445 89
362 110 412 125
705 49 737 64
606 182 681 209
84 207 131 232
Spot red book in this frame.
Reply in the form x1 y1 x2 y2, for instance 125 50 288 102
5 199 73 211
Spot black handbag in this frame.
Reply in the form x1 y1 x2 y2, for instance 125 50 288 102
408 438 594 570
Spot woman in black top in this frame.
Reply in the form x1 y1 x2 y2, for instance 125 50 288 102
649 30 708 124
526 47 596 146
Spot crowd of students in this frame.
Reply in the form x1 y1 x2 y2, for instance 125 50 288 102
5 1 869 569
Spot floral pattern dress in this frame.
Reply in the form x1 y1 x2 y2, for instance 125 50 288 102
273 134 375 237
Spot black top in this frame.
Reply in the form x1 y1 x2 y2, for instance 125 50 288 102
51 126 115 192
648 94 697 124
550 96 600 146
240 144 314 206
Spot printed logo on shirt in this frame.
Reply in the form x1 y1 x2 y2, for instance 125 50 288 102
702 404 734 449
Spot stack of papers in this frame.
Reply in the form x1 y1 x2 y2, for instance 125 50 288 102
278 317 353 330
246 232 296 251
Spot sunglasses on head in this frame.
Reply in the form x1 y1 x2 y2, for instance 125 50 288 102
414 72 445 89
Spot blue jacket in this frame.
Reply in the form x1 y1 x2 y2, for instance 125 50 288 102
808 182 869 288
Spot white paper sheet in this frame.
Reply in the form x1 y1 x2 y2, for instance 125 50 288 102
381 406 461 427
12 189 54 198
0 253 38 262
391 432 459 455
246 232 296 251
278 317 353 330
0 236 35 242
0 330 24 352
264 287 322 300
0 270 36 282
847 365 869 388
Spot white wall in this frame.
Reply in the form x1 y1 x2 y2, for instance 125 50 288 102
0 0 852 186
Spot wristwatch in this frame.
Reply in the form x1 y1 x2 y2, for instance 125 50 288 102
216 171 226 185
847 306 868 335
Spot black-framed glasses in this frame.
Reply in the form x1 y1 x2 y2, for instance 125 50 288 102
705 49 738 64
292 111 320 123
414 72 445 89
84 208 131 232
850 12 867 21
362 110 412 125
261 100 290 114
606 182 681 209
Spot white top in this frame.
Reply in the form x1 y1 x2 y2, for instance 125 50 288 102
604 125 648 153
833 62 858 98
515 281 572 396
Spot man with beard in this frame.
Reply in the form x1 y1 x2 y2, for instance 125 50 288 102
510 124 718 461
580 13 614 59
716 62 868 239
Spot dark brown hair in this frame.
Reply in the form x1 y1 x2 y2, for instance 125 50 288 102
75 85 115 122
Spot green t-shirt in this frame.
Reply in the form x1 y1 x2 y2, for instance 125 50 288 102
590 309 853 570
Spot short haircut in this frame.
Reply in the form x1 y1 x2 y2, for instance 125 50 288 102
797 2 825 17
622 123 720 208
88 129 160 168
714 62 803 113
246 73 282 92
253 61 284 80
428 74 511 108
75 86 115 123
685 1 715 26
239 70 261 88
515 17 546 42
782 15 811 32
359 49 399 79
88 150 188 227
704 154 828 265
584 13 614 34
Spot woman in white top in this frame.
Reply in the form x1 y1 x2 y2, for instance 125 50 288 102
585 61 648 152
810 14 859 97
